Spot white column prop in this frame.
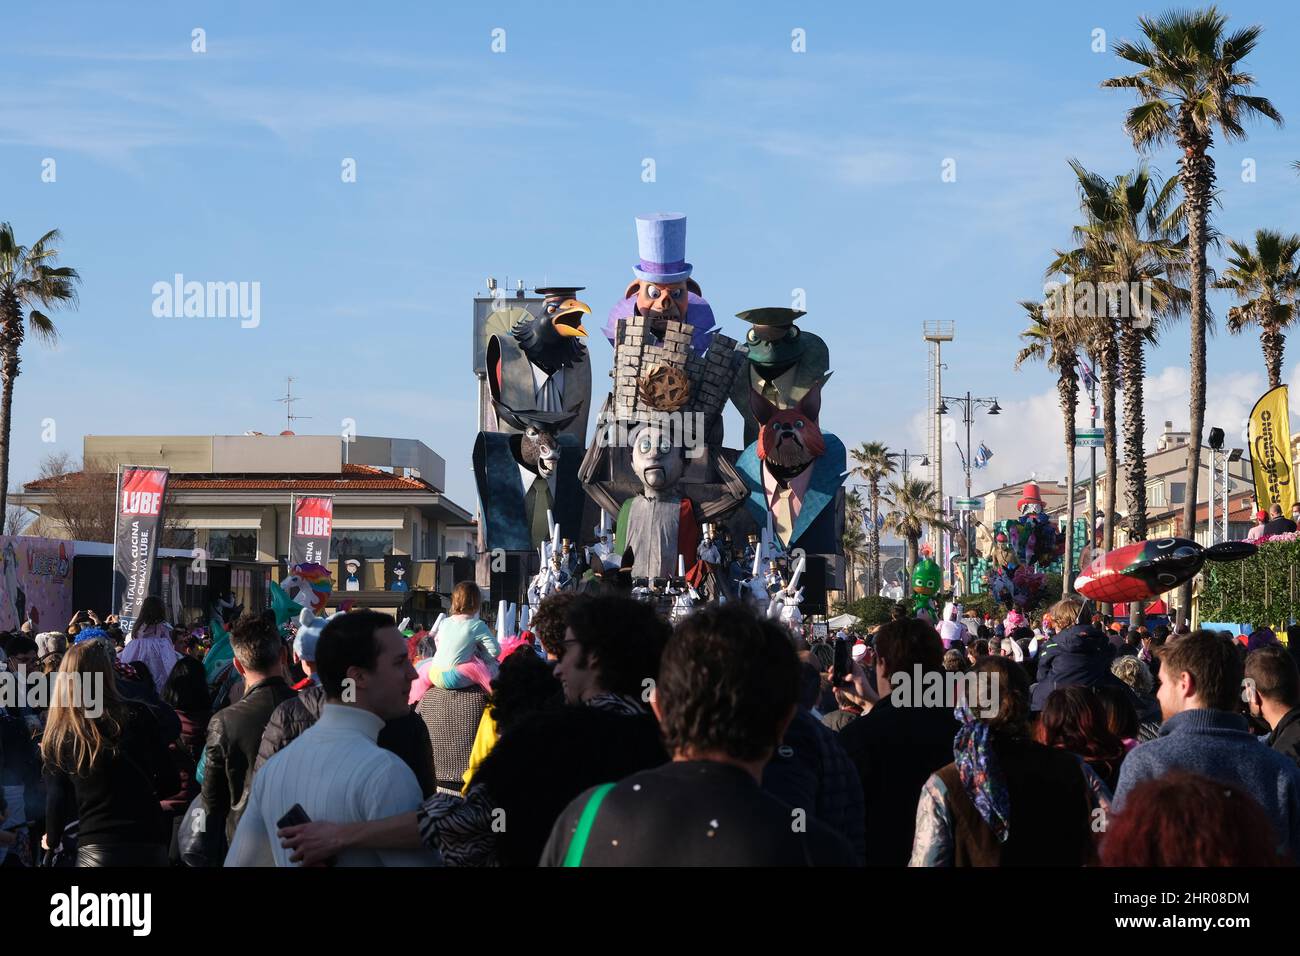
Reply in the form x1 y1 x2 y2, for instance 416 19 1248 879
677 553 686 578
496 600 509 642
789 555 806 591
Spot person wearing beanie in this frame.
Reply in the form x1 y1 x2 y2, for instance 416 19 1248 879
291 609 326 692
34 631 67 664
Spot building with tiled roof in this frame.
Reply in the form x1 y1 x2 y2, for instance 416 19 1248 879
14 433 475 585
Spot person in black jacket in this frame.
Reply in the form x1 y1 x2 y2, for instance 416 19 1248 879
836 616 958 866
763 659 865 863
200 613 294 863
1030 598 1124 712
1246 645 1300 768
0 637 42 864
254 680 436 797
41 640 180 866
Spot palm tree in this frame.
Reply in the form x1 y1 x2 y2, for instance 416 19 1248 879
882 476 957 582
1056 162 1190 548
842 488 869 603
1104 7 1282 625
1214 229 1300 388
1014 299 1083 590
1048 207 1120 557
849 440 895 597
0 225 79 518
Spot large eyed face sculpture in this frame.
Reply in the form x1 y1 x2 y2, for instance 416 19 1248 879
630 424 685 498
625 278 700 339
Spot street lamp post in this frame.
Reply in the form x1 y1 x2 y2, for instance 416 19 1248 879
938 391 1000 598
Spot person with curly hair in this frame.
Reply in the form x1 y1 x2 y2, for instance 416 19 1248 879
529 591 582 662
1110 655 1161 739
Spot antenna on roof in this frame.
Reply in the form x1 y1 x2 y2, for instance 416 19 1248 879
276 376 312 433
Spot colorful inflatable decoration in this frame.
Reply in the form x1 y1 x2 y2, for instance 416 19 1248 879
729 307 831 447
977 481 1062 611
602 213 717 357
1074 538 1256 604
911 547 943 622
271 562 332 624
1003 482 1061 569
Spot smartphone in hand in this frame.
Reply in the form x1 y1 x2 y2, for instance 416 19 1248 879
275 804 337 866
832 636 851 685
276 804 311 830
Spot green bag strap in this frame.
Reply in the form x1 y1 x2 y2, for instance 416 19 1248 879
562 782 616 867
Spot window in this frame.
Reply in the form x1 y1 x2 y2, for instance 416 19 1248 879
1169 482 1186 505
208 529 257 560
165 528 196 550
1146 481 1165 508
330 530 394 559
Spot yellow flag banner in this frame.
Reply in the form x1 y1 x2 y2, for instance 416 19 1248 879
1248 384 1295 515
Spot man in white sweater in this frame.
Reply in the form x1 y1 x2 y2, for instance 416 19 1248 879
226 611 440 866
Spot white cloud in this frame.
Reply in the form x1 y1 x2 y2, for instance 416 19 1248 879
900 363 1286 499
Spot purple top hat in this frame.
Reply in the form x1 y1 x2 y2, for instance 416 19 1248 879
632 213 693 283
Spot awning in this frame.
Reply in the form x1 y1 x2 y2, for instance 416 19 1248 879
175 515 262 529
333 516 405 530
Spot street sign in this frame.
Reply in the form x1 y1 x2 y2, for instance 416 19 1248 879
1075 428 1105 448
954 497 981 511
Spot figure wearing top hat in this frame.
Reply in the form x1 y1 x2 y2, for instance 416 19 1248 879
603 213 719 356
485 287 592 441
729 307 831 447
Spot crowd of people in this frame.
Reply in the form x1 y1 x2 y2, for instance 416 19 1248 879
3 583 1300 867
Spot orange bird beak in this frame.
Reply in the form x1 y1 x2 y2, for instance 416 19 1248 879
552 298 590 337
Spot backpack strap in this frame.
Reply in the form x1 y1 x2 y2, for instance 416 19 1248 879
562 782 616 867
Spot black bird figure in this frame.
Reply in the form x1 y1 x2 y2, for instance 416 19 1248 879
486 286 592 440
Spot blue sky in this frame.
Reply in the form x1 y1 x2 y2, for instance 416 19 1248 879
2 0 1299 512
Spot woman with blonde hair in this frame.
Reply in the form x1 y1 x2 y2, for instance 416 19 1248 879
41 640 178 866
